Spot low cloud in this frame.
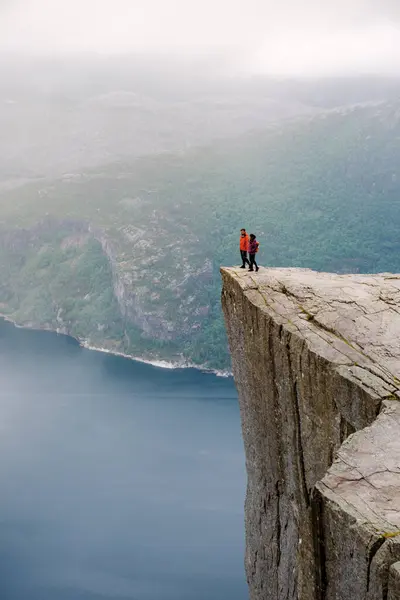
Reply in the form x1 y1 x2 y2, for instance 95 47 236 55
1 0 400 76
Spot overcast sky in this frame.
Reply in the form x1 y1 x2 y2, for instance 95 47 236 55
1 0 400 76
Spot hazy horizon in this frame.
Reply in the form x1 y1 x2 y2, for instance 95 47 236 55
2 0 400 77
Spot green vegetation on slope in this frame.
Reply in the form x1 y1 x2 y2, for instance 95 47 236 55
0 228 122 340
1 102 400 368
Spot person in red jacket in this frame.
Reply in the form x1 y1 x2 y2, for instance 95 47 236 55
248 233 259 272
239 228 250 268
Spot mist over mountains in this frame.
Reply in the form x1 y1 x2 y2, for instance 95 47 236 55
1 57 400 368
2 56 400 184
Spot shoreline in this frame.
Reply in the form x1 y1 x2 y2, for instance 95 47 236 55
80 342 232 377
0 313 232 378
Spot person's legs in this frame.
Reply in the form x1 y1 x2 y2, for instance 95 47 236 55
254 257 259 271
240 250 249 267
249 254 255 271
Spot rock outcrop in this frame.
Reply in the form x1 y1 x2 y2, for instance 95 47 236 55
221 267 400 600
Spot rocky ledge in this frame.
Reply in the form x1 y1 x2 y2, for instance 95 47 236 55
221 267 400 600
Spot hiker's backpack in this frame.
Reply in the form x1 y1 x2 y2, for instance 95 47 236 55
255 242 259 253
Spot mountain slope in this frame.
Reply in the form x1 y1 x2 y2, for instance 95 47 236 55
1 101 400 368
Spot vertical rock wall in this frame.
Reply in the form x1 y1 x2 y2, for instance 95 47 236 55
221 268 400 600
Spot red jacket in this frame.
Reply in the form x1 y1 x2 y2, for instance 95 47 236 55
240 234 249 251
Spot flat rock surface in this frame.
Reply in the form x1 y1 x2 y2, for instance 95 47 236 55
222 267 400 398
319 400 400 534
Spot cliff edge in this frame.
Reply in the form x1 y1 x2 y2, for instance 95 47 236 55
221 267 400 600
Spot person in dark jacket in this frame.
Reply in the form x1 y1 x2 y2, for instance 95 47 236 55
248 234 259 272
239 228 250 268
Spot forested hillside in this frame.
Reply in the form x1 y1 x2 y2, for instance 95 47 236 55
1 100 400 368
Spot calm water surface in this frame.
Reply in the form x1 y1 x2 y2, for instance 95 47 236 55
0 319 247 600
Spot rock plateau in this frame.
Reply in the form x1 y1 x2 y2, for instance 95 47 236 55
221 267 400 600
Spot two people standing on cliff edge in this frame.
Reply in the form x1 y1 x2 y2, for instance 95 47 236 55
240 228 259 272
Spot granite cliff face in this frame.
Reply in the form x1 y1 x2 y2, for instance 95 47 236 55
221 267 400 600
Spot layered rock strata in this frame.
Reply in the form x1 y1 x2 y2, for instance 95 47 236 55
221 267 400 600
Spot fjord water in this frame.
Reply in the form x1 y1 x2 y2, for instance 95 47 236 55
0 319 247 600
